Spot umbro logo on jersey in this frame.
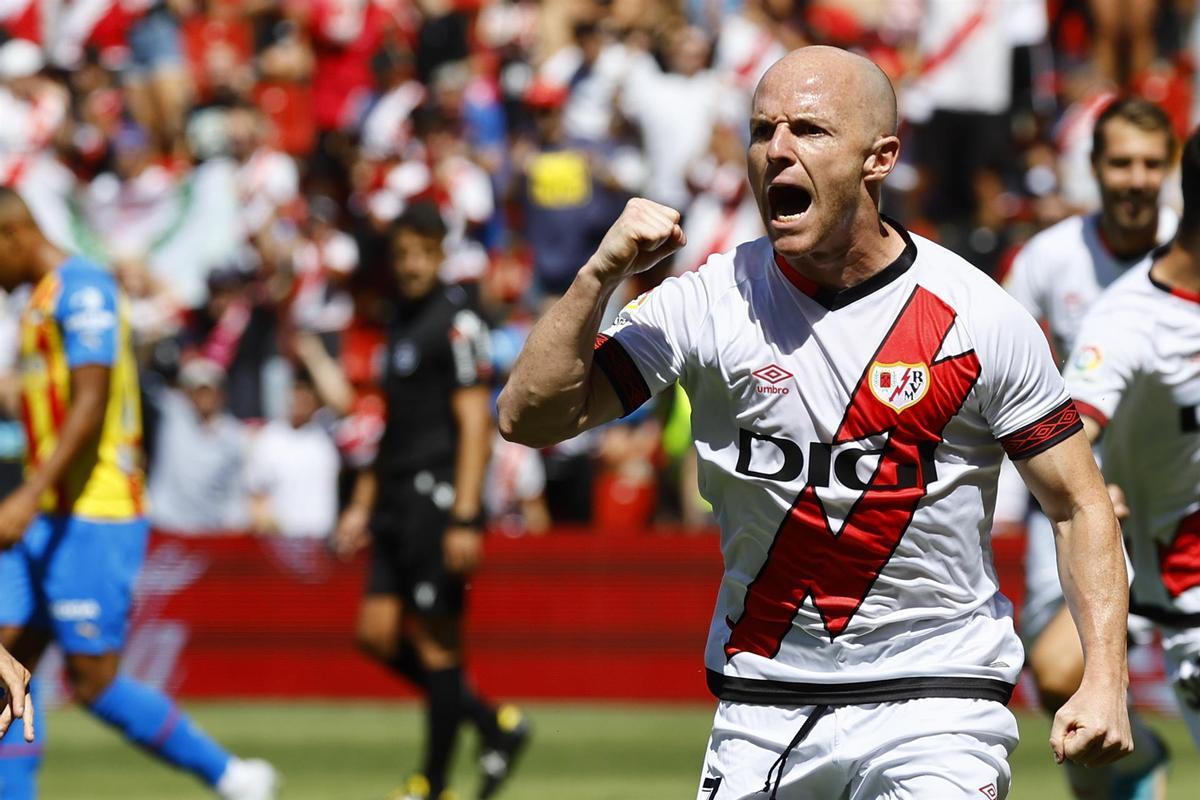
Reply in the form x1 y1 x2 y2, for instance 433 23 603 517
752 364 793 395
869 361 929 412
978 784 998 800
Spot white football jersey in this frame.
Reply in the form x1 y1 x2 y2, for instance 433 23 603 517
595 222 1078 703
1004 211 1177 360
1065 261 1200 624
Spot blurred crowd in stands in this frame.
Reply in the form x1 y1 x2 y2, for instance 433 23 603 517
0 0 1195 538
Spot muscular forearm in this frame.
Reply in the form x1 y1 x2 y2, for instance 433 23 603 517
497 264 616 446
1054 500 1129 688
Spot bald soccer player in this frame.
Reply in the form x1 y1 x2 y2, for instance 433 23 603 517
0 188 277 799
498 47 1132 799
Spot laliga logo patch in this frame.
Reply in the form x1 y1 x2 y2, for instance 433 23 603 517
612 291 651 329
1072 345 1103 372
869 361 929 412
624 291 650 312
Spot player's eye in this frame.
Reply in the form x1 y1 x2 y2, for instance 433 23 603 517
792 121 827 137
750 121 773 142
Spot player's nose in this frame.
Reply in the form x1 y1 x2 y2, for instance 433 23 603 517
765 123 795 164
1129 161 1152 189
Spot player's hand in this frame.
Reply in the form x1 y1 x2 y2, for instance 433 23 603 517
0 644 33 742
584 198 686 286
0 486 38 551
1107 483 1130 521
443 527 482 575
1049 677 1133 767
331 504 371 560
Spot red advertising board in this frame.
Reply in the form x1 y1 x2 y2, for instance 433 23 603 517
32 530 1172 712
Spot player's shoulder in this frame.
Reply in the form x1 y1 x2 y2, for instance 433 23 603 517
54 256 118 309
57 255 115 284
1069 264 1161 371
1022 214 1089 255
639 235 757 311
693 237 762 289
909 230 1012 305
1008 215 1092 280
908 229 1040 335
437 282 489 327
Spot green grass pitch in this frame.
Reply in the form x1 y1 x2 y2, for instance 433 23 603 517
36 702 1197 799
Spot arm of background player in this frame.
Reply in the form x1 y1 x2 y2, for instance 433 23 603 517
331 468 377 559
498 198 684 446
444 385 493 575
1015 431 1132 767
294 331 354 415
24 364 110 498
0 364 110 546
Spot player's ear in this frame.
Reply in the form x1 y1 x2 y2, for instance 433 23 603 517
863 136 901 185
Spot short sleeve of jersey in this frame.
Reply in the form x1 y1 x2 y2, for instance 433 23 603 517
449 307 493 389
594 271 707 416
1063 313 1142 426
974 295 1080 459
53 266 118 368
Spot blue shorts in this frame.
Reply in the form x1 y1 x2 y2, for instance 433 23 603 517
0 515 149 655
126 7 184 75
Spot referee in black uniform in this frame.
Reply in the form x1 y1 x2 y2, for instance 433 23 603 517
334 203 528 800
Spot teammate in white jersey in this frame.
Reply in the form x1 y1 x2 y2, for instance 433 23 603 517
1003 98 1177 799
499 47 1133 799
1066 127 1200 749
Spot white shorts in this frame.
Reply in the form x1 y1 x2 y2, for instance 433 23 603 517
696 697 1018 800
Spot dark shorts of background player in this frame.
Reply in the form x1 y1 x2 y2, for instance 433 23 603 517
366 470 465 617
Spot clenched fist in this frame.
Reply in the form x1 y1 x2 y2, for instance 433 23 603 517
1049 678 1133 767
586 198 686 285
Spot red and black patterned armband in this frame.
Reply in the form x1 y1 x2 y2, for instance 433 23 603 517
1000 399 1083 460
593 333 651 417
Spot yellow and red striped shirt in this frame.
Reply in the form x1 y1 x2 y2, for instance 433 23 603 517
18 257 143 519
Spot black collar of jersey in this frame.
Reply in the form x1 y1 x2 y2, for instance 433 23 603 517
773 214 918 311
1148 243 1200 305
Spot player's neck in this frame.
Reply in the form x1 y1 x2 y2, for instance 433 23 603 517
783 216 907 290
1097 212 1158 260
28 239 67 282
1153 237 1200 295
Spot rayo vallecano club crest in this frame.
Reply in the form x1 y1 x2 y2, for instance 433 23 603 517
869 361 930 412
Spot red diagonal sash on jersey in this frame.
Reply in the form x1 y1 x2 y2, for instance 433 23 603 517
725 287 982 658
1159 510 1200 598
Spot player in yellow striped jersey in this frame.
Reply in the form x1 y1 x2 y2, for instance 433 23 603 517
0 188 276 799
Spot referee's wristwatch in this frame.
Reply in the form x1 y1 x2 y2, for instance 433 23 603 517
449 512 486 531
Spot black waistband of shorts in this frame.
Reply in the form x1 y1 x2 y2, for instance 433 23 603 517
707 670 1014 706
1130 601 1200 629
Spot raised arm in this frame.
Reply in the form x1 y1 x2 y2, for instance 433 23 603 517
497 199 685 447
1014 430 1132 767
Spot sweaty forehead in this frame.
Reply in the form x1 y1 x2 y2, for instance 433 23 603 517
752 70 844 122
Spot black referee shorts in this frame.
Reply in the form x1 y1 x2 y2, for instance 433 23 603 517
367 470 466 617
